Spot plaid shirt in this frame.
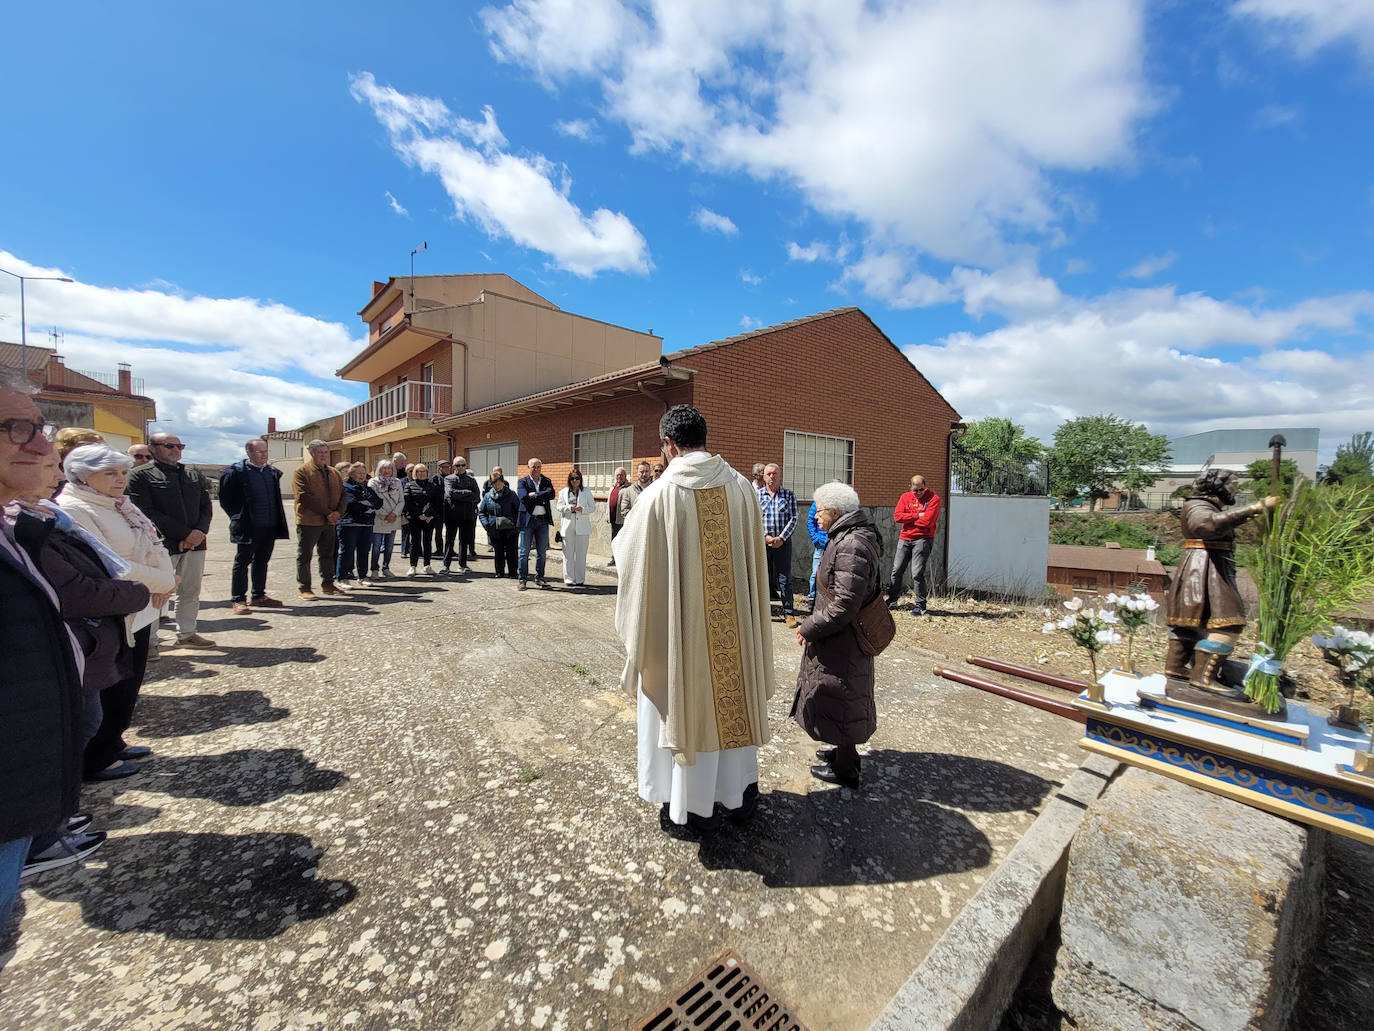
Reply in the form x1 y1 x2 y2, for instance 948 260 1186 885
757 486 798 541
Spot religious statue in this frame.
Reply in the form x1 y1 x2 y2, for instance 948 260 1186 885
1164 469 1278 714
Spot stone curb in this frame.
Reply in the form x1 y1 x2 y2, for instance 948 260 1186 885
869 752 1120 1031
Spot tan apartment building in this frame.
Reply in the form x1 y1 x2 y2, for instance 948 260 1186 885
335 273 661 472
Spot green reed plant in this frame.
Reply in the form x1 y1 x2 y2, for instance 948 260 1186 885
1246 482 1374 713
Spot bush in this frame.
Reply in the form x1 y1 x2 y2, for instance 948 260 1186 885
1050 515 1156 550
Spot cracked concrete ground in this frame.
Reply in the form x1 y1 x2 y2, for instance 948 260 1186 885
1 529 1082 1030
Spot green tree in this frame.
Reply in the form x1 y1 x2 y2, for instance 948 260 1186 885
1243 457 1300 493
1048 414 1171 510
1324 431 1373 487
952 417 1044 494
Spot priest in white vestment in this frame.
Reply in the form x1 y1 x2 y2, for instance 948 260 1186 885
613 405 776 828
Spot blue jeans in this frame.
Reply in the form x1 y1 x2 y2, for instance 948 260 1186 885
809 546 823 603
518 522 549 582
370 530 395 572
335 524 372 581
0 836 31 932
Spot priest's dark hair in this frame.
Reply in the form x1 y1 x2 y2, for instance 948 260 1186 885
659 405 708 449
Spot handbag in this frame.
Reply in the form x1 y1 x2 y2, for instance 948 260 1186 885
816 570 896 657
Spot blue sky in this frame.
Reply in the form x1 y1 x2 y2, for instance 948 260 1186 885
2 0 1371 463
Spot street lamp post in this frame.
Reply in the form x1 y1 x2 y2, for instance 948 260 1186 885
0 268 75 382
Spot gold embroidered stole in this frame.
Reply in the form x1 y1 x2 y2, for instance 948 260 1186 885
693 486 753 749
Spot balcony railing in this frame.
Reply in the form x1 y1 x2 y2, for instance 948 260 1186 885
343 381 452 436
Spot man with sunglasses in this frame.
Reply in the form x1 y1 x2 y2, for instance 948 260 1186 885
441 456 479 573
127 433 216 648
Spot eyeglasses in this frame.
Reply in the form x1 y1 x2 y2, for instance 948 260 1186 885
1 419 59 446
154 442 185 450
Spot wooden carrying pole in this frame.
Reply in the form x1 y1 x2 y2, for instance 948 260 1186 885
934 667 1085 723
965 655 1092 694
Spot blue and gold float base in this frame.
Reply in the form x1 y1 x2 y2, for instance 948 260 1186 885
1076 672 1374 846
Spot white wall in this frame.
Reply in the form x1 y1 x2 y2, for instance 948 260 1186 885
947 494 1050 599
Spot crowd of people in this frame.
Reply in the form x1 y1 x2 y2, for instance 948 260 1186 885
1 367 944 930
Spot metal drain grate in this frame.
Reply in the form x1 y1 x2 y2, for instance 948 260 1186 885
636 949 809 1031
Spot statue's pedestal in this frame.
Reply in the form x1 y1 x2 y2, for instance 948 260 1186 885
1071 671 1374 845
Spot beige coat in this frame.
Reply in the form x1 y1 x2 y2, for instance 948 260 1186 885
612 451 775 764
57 485 176 593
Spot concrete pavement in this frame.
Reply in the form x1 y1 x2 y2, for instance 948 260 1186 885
1 529 1082 1030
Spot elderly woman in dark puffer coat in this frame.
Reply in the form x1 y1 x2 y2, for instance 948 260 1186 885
792 481 881 789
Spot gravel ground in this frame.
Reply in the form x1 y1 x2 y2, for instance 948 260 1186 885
0 530 1083 1030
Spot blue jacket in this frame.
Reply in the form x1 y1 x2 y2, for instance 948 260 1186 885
516 474 556 529
807 501 828 550
218 460 289 543
479 485 520 531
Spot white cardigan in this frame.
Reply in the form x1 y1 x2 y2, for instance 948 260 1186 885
57 486 177 592
556 487 596 537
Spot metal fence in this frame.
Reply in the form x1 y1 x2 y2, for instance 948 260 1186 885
950 452 1050 496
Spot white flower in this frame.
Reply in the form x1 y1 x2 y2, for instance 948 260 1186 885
1059 615 1078 630
1141 596 1159 611
1104 592 1119 605
1042 622 1058 634
1312 633 1335 650
1095 629 1122 645
1064 597 1084 612
1099 611 1119 624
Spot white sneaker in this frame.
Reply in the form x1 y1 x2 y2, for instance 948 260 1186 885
334 580 352 592
407 566 417 577
423 564 434 575
357 578 372 588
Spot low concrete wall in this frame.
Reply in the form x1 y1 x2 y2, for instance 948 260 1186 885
869 753 1119 1031
947 494 1050 600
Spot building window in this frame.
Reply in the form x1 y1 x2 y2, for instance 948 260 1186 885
782 430 854 501
574 425 634 493
418 444 440 466
1072 576 1099 593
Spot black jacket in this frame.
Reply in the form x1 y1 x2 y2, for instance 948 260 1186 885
1 509 85 842
403 476 440 524
127 460 214 553
218 460 289 543
22 515 150 694
479 485 520 530
341 479 383 526
443 472 481 519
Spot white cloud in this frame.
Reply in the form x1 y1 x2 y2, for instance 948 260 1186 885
1122 251 1179 280
902 285 1374 447
1233 0 1374 69
786 239 852 264
482 0 1152 267
836 251 1063 318
739 269 761 286
739 315 763 330
349 72 650 277
0 250 361 463
385 190 410 217
1251 103 1301 129
1065 258 1093 275
555 118 598 140
693 207 738 235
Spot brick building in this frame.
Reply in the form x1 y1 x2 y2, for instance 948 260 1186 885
0 343 157 448
436 306 960 508
335 273 660 473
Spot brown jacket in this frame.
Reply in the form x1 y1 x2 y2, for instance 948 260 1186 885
791 509 881 746
293 460 347 527
1165 496 1260 630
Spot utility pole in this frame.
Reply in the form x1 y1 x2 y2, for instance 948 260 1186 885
410 241 428 311
0 268 74 380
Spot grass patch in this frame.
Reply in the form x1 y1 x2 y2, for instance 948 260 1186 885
516 764 543 784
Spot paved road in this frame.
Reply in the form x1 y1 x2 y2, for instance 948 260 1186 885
2 529 1082 1030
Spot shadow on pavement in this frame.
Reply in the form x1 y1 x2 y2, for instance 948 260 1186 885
123 748 347 807
132 690 290 738
156 645 326 669
921 608 1019 621
689 751 1054 888
29 831 356 939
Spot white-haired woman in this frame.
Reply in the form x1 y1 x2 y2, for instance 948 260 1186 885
368 459 406 578
58 443 177 782
791 481 881 790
